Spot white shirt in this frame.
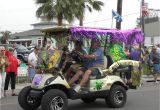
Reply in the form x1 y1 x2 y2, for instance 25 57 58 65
157 47 160 55
28 52 38 67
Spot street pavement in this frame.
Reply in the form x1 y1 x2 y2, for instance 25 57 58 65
0 76 160 110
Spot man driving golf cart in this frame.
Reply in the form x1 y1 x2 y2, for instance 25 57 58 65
68 40 104 92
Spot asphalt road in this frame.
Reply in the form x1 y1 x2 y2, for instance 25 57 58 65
0 82 160 110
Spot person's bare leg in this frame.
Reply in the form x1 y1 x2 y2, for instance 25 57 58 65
12 89 14 94
68 70 83 85
4 90 6 97
80 70 92 87
154 73 158 82
65 68 72 80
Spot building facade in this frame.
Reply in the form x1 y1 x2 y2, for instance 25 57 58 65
10 21 58 47
144 9 160 46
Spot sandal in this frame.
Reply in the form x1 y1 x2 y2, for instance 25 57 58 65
11 93 18 96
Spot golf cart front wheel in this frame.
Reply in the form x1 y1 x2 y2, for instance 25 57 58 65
41 89 68 110
105 85 127 108
18 86 41 110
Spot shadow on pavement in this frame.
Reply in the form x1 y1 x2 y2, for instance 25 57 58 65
68 99 110 110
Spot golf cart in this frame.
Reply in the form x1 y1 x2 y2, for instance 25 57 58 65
18 26 144 110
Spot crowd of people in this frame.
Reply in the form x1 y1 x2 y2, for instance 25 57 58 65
0 46 19 99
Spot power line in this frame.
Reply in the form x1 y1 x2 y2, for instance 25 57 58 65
82 12 140 25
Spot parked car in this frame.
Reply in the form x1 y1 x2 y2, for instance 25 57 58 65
15 44 30 63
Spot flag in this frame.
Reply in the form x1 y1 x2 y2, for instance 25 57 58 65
141 1 148 17
112 9 123 22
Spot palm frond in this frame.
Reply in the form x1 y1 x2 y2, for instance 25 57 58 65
92 1 104 11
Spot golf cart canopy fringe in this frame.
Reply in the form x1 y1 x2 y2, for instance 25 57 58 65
70 27 144 45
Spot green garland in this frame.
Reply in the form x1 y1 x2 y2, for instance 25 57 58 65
108 43 126 62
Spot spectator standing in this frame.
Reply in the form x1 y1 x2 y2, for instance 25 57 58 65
28 46 39 82
12 43 17 58
4 48 19 96
0 46 9 98
150 47 160 83
130 47 142 61
157 44 160 55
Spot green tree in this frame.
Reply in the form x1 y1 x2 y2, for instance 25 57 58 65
73 0 104 26
36 0 76 26
0 31 11 44
35 0 104 26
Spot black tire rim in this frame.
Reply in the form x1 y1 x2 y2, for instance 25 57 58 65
27 95 38 105
50 96 64 110
114 91 124 104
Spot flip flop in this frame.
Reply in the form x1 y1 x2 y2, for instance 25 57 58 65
11 93 18 96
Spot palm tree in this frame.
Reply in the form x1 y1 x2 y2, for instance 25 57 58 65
0 31 11 44
35 0 103 26
36 0 75 26
73 0 104 26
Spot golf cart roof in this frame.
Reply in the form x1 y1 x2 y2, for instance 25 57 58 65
41 26 144 45
41 26 71 33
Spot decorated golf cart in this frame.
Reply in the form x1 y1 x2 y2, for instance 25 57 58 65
18 26 144 110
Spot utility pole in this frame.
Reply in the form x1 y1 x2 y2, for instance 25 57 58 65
116 0 123 29
141 0 145 35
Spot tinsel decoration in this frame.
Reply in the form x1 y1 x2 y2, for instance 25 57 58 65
108 43 126 62
70 27 144 45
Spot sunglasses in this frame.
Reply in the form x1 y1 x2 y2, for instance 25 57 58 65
1 50 5 51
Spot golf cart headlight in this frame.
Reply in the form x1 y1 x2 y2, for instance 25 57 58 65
45 77 56 85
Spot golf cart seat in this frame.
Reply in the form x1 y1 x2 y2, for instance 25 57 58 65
115 66 130 73
106 55 130 73
89 68 105 80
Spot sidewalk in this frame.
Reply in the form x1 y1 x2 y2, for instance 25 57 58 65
16 83 31 90
141 75 160 81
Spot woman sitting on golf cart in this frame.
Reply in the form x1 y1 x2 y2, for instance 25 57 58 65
65 40 88 80
68 40 104 92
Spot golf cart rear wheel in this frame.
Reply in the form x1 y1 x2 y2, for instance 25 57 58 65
41 89 68 110
18 86 40 110
105 85 126 108
81 98 96 103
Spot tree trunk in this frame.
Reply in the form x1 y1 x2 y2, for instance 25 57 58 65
57 13 63 26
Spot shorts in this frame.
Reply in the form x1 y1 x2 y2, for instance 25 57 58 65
153 64 160 74
28 67 36 80
80 67 100 76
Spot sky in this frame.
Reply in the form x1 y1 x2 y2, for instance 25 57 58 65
0 0 159 33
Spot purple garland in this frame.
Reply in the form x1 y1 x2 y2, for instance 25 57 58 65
70 27 144 45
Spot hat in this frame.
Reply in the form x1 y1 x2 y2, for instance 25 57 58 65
8 47 14 52
34 45 40 50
